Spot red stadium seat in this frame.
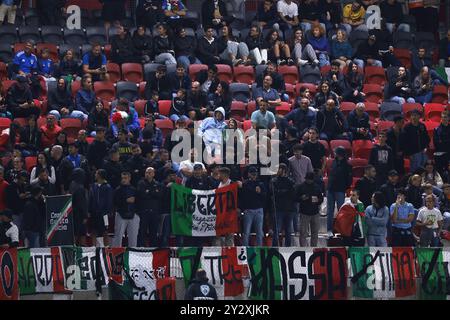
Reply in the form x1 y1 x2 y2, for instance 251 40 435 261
188 64 208 81
0 62 7 81
60 118 82 142
14 43 33 54
275 102 291 116
424 121 440 139
25 156 37 173
133 99 147 117
106 62 121 83
13 118 27 127
247 100 256 118
320 65 331 77
403 103 423 120
431 85 448 104
71 80 81 96
36 43 59 62
424 103 446 122
284 83 295 102
352 139 374 160
364 66 387 85
329 139 351 158
278 65 299 85
349 158 369 178
295 82 317 97
233 65 255 85
325 158 334 175
158 100 172 117
377 120 394 134
0 118 11 131
154 118 174 138
243 120 252 132
230 101 247 122
94 81 116 103
340 102 356 117
393 48 412 69
121 63 144 83
363 84 383 103
2 80 16 95
139 81 146 99
319 139 330 157
364 102 380 121
216 64 233 83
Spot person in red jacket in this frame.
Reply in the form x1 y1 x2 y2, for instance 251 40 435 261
40 114 62 149
0 166 9 212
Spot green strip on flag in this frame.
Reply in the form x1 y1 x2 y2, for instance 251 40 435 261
171 184 194 236
46 197 72 241
17 248 35 295
416 248 448 300
247 248 282 300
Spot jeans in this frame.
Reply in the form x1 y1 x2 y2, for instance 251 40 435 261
341 23 368 35
272 211 295 247
318 53 330 67
409 151 427 173
49 110 88 121
326 191 345 232
177 56 201 70
367 234 387 247
242 208 264 246
391 227 415 247
293 43 317 63
415 92 433 105
419 227 439 247
299 214 320 247
219 41 250 62
353 58 382 70
385 23 410 33
24 231 40 248
169 114 189 122
154 53 177 65
390 96 415 105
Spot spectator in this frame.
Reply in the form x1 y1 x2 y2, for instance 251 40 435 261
240 166 267 247
73 75 95 120
198 107 227 157
49 77 86 122
6 76 40 118
297 171 323 247
298 0 325 34
153 22 177 65
325 61 345 96
416 195 443 247
390 188 415 246
30 152 55 185
125 144 149 187
196 64 220 95
218 25 251 66
139 116 163 153
187 81 209 120
4 156 26 184
321 0 342 32
162 0 187 30
326 146 352 236
5 170 28 228
264 29 294 66
251 96 276 130
276 0 300 32
110 98 140 140
421 183 439 208
387 66 415 105
22 185 44 248
145 65 172 101
207 81 231 115
69 168 88 246
307 23 330 67
37 48 56 88
369 131 394 187
59 142 90 193
196 26 228 66
86 127 109 171
288 28 319 66
256 61 287 99
244 25 268 65
256 0 278 30
439 184 450 230
112 171 139 247
56 49 81 82
132 26 153 65
380 169 401 210
184 269 218 300
302 127 326 174
413 66 435 105
330 30 353 70
386 115 405 175
173 27 200 70
179 148 205 184
12 40 38 78
87 101 109 136
347 102 371 141
380 0 410 33
342 0 368 34
406 174 424 209
100 0 126 30
17 115 41 157
201 0 232 30
169 89 189 122
402 109 429 172
0 0 18 25
56 130 69 152
255 75 282 113
316 98 348 141
434 111 450 174
288 143 313 186
354 34 382 69
365 191 389 247
103 149 123 190
313 81 339 110
355 165 377 208
82 44 108 82
283 97 316 138
39 114 62 149
342 62 365 103
168 63 191 95
111 25 139 65
112 129 133 162
0 82 11 119
136 0 162 30
421 160 443 191
185 163 210 190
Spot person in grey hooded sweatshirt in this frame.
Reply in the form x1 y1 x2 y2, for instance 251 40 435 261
70 167 88 246
198 107 227 160
365 191 390 247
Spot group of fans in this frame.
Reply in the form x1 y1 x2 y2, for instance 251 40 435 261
0 0 449 251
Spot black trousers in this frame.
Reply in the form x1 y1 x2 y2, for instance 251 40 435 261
137 211 160 247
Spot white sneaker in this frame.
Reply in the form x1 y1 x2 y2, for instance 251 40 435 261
327 231 334 238
298 59 308 66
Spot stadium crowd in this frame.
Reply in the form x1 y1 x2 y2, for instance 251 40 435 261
0 0 449 250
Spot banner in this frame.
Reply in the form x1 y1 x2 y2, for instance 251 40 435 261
246 248 348 300
171 183 238 237
108 248 175 300
178 247 248 299
46 195 75 246
349 247 416 299
0 249 18 300
17 248 66 295
416 248 450 300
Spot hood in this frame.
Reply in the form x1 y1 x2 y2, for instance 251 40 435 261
71 168 86 185
214 107 225 121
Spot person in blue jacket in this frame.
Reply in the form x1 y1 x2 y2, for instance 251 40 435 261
110 98 140 141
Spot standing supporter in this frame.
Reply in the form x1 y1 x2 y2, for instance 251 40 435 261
4 156 27 184
416 195 443 247
22 185 45 248
434 111 450 174
173 27 200 70
0 209 19 248
288 143 314 186
406 174 424 210
369 131 394 187
70 168 88 246
29 152 55 185
5 171 29 231
365 191 389 247
355 165 377 208
402 110 429 173
125 144 149 187
302 127 326 174
103 149 124 190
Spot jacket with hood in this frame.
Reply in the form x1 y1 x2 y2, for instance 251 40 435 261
89 181 113 218
365 205 389 237
198 107 227 144
69 168 88 224
316 107 348 136
48 82 74 113
184 278 218 300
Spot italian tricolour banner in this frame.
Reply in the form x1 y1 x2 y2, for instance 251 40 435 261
178 247 248 299
349 247 416 299
171 183 238 237
46 195 75 246
247 247 348 300
108 249 175 300
416 248 450 300
17 248 66 295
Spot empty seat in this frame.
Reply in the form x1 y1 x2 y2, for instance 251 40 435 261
349 158 369 178
2 80 17 95
24 156 37 173
0 62 7 81
284 83 295 102
414 32 435 50
247 100 256 118
24 9 40 26
0 25 18 43
393 48 412 69
340 102 356 117
380 102 402 121
133 99 147 117
364 66 387 85
60 118 83 142
319 139 330 157
275 102 291 116
278 65 299 85
377 120 394 134
299 65 321 84
230 101 247 121
18 26 41 42
393 31 414 50
63 28 86 45
41 26 63 43
229 83 251 103
216 64 233 83
116 81 139 102
0 118 11 131
86 26 107 45
352 139 374 160
424 103 446 122
94 81 116 103
0 43 13 63
121 63 144 83
431 85 448 104
363 84 383 103
349 29 369 49
158 100 172 117
106 62 121 83
364 102 380 121
81 43 93 57
233 65 255 85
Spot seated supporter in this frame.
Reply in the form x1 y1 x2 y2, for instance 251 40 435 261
56 49 81 81
201 0 233 30
325 61 345 96
282 97 316 138
244 25 268 65
196 26 229 66
369 25 401 68
40 114 62 149
276 0 300 32
256 61 287 101
162 0 187 30
288 28 318 66
380 0 410 33
153 22 177 65
413 66 435 105
330 29 353 70
321 0 343 32
187 81 210 120
195 64 220 95
82 43 108 82
144 65 172 101
30 152 56 185
254 74 282 114
139 115 163 152
342 0 368 34
207 81 231 115
422 160 444 191
198 108 227 160
342 61 365 103
17 115 41 156
37 47 56 87
264 28 294 66
87 101 109 136
110 25 139 65
173 27 200 70
306 24 330 67
439 30 450 68
49 77 85 121
74 75 95 119
313 80 339 110
218 25 251 66
136 0 162 30
110 98 140 141
256 0 278 30
347 102 372 141
11 40 38 78
0 82 11 119
132 26 153 64
354 34 383 69
387 66 415 105
251 98 276 130
316 98 349 141
6 76 40 118
298 0 326 34
169 89 189 122
167 63 191 95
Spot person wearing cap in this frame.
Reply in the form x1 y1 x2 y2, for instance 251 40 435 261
326 146 352 236
59 141 90 194
6 75 40 119
296 171 323 247
5 170 29 231
353 34 383 70
184 269 218 300
402 109 429 173
386 115 405 175
198 107 227 159
239 166 267 247
380 170 401 209
144 65 172 101
369 131 394 188
0 209 19 248
22 185 45 248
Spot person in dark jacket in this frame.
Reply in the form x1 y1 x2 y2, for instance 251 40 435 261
201 0 232 30
355 165 377 208
0 209 19 248
59 142 91 193
354 34 383 69
125 144 150 187
112 171 139 247
144 65 172 101
17 115 41 156
402 109 430 173
325 61 345 96
167 63 191 95
380 170 401 209
239 166 267 247
369 131 394 187
48 77 74 120
56 49 81 79
185 164 211 190
433 111 450 175
255 61 287 100
103 149 123 190
136 167 164 247
153 22 177 65
187 81 210 120
6 76 40 118
111 25 139 65
313 81 340 110
69 168 88 246
22 185 45 248
387 66 415 105
406 174 423 209
296 171 324 247
5 171 29 230
256 0 278 30
270 163 296 247
343 62 365 103
173 27 201 69
245 25 267 65
136 0 162 30
282 97 317 139
132 26 153 64
316 99 349 141
195 64 220 95
326 146 352 236
32 169 56 197
74 75 96 118
87 101 109 136
184 269 218 300
386 115 405 175
347 102 371 141
196 26 229 66
87 127 110 170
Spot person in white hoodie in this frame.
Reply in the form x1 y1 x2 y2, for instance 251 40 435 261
198 107 227 161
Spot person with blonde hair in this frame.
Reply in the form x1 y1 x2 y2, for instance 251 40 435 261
330 29 353 69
